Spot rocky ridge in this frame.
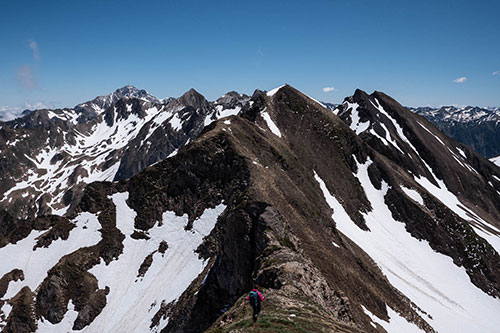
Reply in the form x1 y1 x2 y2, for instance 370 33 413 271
0 85 499 332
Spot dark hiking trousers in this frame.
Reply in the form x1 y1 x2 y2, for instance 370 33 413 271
252 303 261 322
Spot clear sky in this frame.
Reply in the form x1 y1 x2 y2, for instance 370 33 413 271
1 0 499 118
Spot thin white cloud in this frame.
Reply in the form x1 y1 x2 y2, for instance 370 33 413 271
492 71 500 76
24 101 49 110
29 40 39 61
0 101 52 121
322 87 338 93
0 105 24 121
16 65 36 89
453 77 467 83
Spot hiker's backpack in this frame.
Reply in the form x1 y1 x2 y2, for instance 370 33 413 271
249 291 259 307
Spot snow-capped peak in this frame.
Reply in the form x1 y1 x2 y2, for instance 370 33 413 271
75 85 161 115
266 84 286 97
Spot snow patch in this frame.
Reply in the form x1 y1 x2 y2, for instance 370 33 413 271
86 192 225 332
401 186 424 205
203 105 241 127
1 302 12 320
169 113 183 131
346 102 370 134
217 106 241 119
456 147 467 159
267 85 285 97
369 128 390 147
167 149 178 158
261 110 282 137
490 156 500 167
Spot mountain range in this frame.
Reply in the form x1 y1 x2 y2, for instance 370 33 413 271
0 85 499 332
0 86 249 220
408 105 500 159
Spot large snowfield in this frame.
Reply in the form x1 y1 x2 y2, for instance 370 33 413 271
82 193 225 332
7 192 225 332
78 193 225 332
315 159 500 333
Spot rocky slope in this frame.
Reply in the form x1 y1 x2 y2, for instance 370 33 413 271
409 106 500 158
0 86 248 220
0 85 499 332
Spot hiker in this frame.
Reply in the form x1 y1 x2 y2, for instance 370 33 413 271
246 286 264 322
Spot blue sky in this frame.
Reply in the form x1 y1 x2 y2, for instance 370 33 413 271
1 0 499 117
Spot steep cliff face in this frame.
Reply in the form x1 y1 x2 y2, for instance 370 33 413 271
0 85 499 333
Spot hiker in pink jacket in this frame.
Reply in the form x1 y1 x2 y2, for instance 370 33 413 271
246 286 264 322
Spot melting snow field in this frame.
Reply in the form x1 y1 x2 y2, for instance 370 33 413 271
84 192 225 332
0 212 101 301
314 161 500 333
261 110 282 138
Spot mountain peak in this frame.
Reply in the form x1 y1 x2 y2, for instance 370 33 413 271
112 85 157 101
178 88 208 108
351 88 370 102
114 84 140 94
75 85 160 114
183 87 200 96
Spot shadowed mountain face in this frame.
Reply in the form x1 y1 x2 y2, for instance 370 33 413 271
0 85 499 332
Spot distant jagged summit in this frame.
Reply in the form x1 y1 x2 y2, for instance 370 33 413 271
74 85 161 115
0 86 249 218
